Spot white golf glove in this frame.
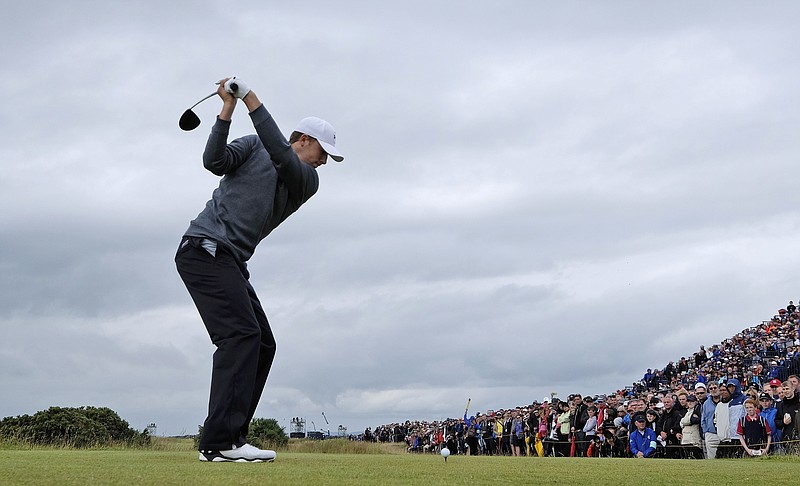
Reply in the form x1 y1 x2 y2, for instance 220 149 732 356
224 77 251 99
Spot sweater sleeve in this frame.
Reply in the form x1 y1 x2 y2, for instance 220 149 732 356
249 104 318 203
202 117 256 176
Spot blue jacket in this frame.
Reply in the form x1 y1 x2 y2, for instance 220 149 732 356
629 427 657 457
759 405 781 442
701 397 718 435
727 379 745 440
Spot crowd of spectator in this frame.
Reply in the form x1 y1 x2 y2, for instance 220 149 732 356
359 301 800 459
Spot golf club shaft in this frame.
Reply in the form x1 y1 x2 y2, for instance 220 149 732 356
188 92 217 110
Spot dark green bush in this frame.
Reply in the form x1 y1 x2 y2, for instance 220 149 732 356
0 406 150 448
248 418 288 449
192 418 288 450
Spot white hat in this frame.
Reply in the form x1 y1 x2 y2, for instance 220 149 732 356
294 117 344 162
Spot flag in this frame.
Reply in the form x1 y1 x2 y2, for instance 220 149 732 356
534 437 544 457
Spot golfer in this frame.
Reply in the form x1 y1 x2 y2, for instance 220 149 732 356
176 77 343 462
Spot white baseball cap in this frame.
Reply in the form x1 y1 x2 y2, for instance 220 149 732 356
294 117 344 162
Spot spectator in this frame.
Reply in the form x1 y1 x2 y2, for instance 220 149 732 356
715 385 732 458
511 409 524 457
556 401 572 457
501 410 514 455
694 349 704 368
571 396 590 457
658 394 682 458
758 392 781 452
582 406 598 456
630 413 657 458
482 413 496 455
737 398 771 456
777 381 800 453
595 396 608 436
463 412 478 456
598 407 619 457
525 407 540 457
727 379 746 456
789 374 800 395
768 378 783 402
701 382 721 459
494 412 504 455
664 362 676 383
679 394 703 459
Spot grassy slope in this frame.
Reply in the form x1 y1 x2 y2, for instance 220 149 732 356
3 449 800 486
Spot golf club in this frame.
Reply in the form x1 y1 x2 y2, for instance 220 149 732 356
179 92 216 131
179 80 242 131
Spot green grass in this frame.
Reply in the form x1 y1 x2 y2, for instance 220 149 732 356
2 441 800 485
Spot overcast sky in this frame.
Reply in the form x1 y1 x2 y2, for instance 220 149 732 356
1 1 799 437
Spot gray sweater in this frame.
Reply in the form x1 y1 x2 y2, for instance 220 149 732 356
184 104 319 264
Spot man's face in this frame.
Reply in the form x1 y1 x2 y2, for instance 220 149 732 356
790 376 799 390
719 387 731 401
783 384 794 398
636 419 646 431
292 135 328 168
662 396 674 409
678 395 687 408
695 387 707 401
760 397 773 409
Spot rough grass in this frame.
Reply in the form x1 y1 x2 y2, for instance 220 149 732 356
2 442 800 486
286 438 406 454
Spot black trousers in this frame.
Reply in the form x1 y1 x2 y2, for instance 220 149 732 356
176 237 276 451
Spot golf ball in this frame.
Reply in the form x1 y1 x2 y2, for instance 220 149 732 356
440 447 450 458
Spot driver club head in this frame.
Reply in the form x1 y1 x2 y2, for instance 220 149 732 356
179 91 217 131
179 109 201 131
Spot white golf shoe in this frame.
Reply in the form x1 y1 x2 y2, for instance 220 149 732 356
199 443 276 462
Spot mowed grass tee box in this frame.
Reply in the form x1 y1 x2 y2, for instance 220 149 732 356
3 447 800 486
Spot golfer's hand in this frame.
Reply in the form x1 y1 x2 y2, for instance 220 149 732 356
216 78 237 103
224 77 251 99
